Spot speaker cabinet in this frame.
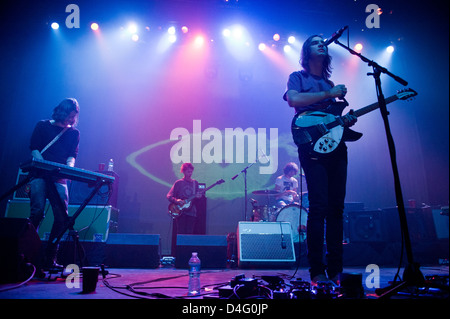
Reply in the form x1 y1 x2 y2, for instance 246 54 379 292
105 233 160 268
347 210 385 242
237 222 296 268
69 171 119 208
0 218 41 284
175 235 228 269
13 169 30 200
5 200 118 242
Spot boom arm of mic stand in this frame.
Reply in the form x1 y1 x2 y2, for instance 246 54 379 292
334 40 408 86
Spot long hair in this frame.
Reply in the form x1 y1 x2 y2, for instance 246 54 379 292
300 35 333 80
52 98 79 126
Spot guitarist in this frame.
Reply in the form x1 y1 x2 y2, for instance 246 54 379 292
283 35 357 286
167 163 202 236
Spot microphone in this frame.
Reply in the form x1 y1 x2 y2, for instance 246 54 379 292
324 25 348 46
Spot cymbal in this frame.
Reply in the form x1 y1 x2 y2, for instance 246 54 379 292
252 190 280 196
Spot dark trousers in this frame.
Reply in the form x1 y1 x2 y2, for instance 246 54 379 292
299 145 348 279
29 177 69 263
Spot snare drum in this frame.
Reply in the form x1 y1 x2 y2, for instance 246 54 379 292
276 204 307 242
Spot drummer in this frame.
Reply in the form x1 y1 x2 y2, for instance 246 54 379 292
274 162 300 208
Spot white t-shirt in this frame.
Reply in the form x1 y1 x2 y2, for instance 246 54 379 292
275 175 298 203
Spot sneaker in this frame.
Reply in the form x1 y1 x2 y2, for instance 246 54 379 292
311 274 329 286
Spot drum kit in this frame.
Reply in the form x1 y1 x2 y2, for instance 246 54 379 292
250 189 309 243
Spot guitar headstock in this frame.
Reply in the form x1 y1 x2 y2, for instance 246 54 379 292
217 179 225 185
396 88 418 101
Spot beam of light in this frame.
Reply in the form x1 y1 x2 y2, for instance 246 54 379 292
260 43 293 75
222 24 255 61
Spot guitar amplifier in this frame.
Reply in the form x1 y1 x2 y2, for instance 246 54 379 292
4 200 118 242
13 169 30 200
237 222 296 268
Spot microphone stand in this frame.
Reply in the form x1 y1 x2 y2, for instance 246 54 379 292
231 161 258 222
334 39 424 297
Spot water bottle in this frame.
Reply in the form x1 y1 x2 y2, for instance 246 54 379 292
188 252 201 296
107 159 114 171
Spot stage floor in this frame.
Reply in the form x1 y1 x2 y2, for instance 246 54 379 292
1 264 448 301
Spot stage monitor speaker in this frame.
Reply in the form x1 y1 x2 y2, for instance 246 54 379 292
175 235 227 269
105 233 160 268
237 222 296 268
69 171 119 208
347 210 386 242
0 218 41 284
5 200 118 242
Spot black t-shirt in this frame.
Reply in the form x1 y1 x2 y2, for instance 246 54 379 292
30 120 79 164
167 179 199 217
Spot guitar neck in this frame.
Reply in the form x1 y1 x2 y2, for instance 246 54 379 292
353 94 399 118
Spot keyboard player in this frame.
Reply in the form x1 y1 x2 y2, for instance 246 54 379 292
28 98 80 271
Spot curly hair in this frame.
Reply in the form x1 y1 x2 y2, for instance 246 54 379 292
52 98 79 126
300 35 333 80
283 162 299 175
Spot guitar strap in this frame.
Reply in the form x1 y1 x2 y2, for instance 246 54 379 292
41 126 69 154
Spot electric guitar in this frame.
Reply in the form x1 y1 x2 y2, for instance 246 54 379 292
168 179 225 219
291 88 417 154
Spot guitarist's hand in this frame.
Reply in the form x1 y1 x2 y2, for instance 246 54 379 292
343 109 357 127
328 84 347 99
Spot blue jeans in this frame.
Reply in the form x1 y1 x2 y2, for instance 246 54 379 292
299 145 348 280
29 177 69 260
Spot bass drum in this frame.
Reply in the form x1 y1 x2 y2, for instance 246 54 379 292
276 204 307 243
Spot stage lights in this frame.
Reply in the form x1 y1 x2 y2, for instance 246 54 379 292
168 26 176 34
90 23 99 31
354 43 363 52
273 33 280 41
386 45 394 53
258 43 266 51
181 26 189 34
51 22 59 30
287 36 295 44
194 35 205 46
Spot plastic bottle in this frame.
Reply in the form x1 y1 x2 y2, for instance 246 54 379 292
188 252 201 296
107 159 114 171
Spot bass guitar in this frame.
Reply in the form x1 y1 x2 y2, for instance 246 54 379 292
168 179 225 219
291 88 417 154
